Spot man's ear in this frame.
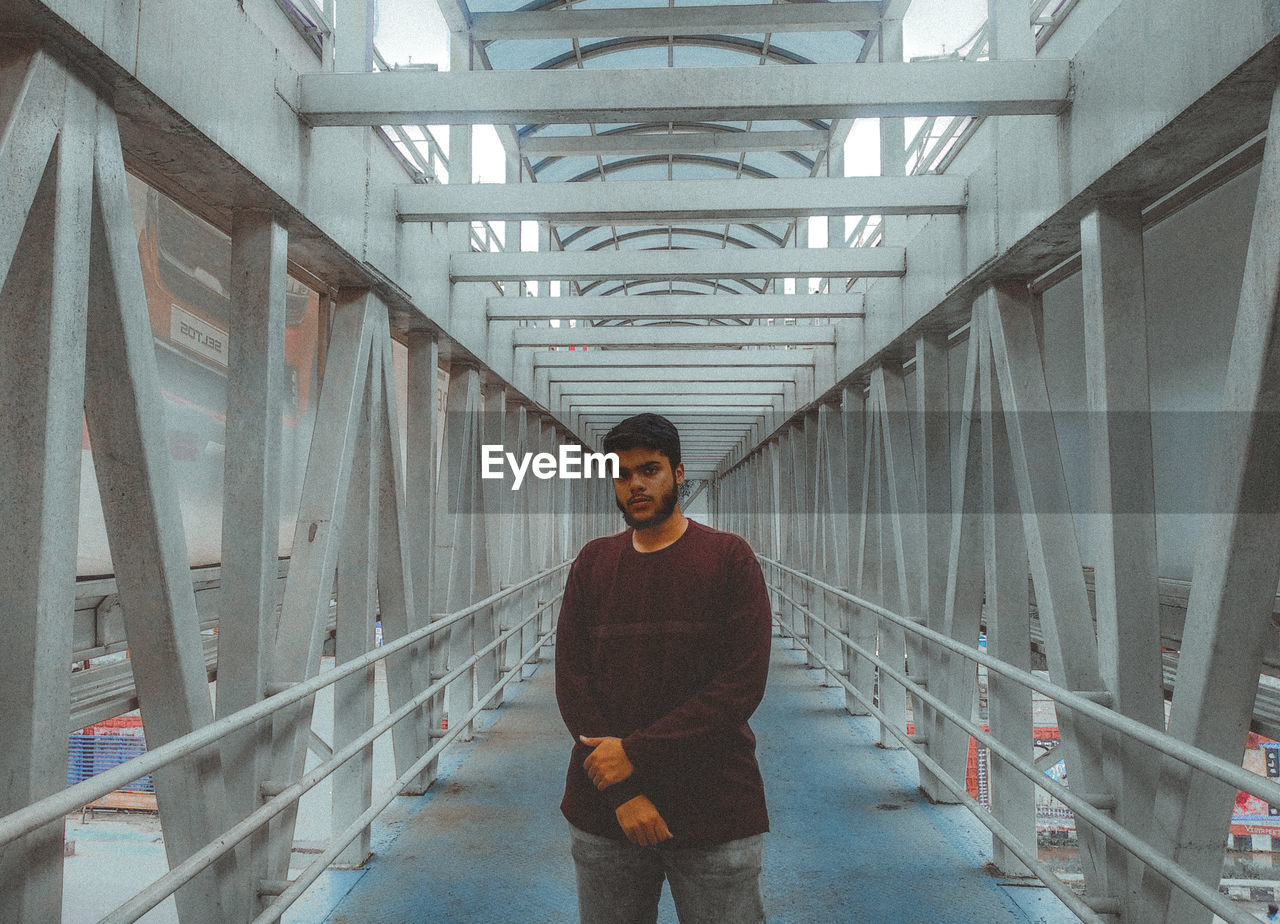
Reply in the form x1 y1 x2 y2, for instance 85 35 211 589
675 462 685 485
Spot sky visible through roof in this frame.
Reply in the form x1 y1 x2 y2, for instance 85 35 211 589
373 0 989 183
371 0 988 262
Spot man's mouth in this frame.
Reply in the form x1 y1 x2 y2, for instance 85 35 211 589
629 496 652 507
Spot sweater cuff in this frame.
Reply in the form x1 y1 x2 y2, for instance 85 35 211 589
602 777 644 811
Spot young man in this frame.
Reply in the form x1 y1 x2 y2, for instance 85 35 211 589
555 413 773 924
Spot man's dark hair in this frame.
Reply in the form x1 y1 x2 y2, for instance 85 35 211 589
602 413 682 471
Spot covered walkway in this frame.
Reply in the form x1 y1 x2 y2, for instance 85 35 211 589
324 638 1073 923
3 0 1280 923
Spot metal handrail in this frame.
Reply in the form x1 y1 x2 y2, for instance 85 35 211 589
251 619 559 924
763 559 1263 924
760 556 1280 811
104 591 564 923
771 614 1106 924
0 561 571 850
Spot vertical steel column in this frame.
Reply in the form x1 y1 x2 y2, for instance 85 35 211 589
1080 201 1165 915
405 329 441 786
436 366 491 740
1142 81 1280 924
817 402 850 678
478 381 507 707
984 281 1113 902
217 209 287 915
869 365 921 752
333 0 375 72
879 17 907 249
913 335 956 802
264 290 377 881
799 412 821 665
86 105 237 922
0 48 92 923
850 383 880 717
976 303 1035 876
935 318 986 808
373 322 433 790
332 344 378 869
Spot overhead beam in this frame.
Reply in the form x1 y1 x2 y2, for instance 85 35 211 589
452 247 905 281
398 176 966 223
546 367 800 383
470 3 882 41
488 292 864 320
531 348 815 368
514 325 836 348
520 129 831 158
299 60 1072 126
554 381 787 396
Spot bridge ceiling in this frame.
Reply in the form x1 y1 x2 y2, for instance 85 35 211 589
336 0 1013 473
466 2 874 474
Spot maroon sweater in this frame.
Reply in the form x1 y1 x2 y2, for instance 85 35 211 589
555 520 771 847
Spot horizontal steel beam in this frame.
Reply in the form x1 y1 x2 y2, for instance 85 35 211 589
565 394 779 407
299 60 1072 126
546 367 800 382
554 381 787 396
398 176 966 223
470 3 882 41
520 129 831 157
488 292 864 320
531 347 816 367
514 325 836 348
452 247 904 281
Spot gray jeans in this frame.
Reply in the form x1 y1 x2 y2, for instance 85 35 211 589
569 824 765 924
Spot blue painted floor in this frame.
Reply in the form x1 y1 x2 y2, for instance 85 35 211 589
321 637 1080 923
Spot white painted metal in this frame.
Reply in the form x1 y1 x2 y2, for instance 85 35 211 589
983 281 1112 901
264 290 377 881
763 557 1259 924
0 48 92 922
86 107 238 921
1080 201 1165 916
332 349 378 869
398 176 967 223
869 365 923 752
469 3 881 41
935 321 985 808
488 292 863 320
1142 82 1280 924
299 60 1072 126
405 330 442 788
977 310 1034 876
452 247 905 282
372 319 435 789
217 210 288 915
519 129 830 158
514 325 836 348
531 348 816 368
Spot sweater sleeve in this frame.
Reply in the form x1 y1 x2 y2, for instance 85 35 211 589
554 550 646 811
620 539 772 776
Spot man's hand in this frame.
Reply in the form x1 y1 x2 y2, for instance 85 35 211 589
580 735 635 790
615 795 673 846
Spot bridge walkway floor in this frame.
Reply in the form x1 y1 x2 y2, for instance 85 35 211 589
319 636 1078 923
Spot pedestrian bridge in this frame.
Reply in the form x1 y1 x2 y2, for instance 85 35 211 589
3 0 1280 922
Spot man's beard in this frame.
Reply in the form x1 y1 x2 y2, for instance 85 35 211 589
616 486 679 530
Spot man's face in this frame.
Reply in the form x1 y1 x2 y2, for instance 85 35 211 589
612 446 684 530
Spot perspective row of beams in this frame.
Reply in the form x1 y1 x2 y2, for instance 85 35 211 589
398 176 966 223
468 2 883 41
300 60 1070 126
